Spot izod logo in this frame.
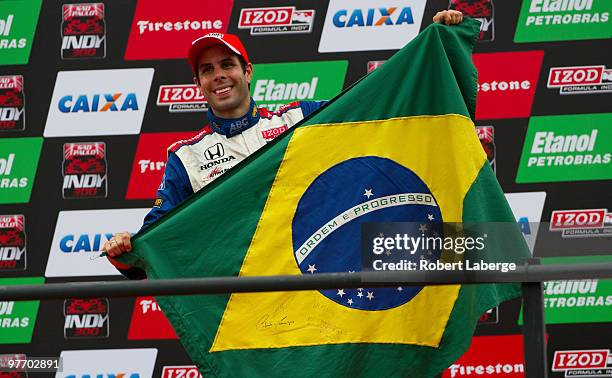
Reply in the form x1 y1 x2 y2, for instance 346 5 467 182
552 350 611 372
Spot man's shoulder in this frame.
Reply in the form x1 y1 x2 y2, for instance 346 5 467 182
167 124 214 155
258 101 302 119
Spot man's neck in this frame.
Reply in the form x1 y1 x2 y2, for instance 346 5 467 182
208 98 260 137
212 98 251 119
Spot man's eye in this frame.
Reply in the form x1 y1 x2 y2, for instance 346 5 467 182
201 66 213 74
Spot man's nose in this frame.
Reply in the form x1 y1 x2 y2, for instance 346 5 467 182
212 66 226 80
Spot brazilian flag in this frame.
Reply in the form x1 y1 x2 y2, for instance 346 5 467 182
119 18 530 377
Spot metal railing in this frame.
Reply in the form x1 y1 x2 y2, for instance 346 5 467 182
2 260 612 377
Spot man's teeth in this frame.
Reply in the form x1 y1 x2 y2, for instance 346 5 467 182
214 87 231 94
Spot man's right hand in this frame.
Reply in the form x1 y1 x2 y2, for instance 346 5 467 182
102 232 132 257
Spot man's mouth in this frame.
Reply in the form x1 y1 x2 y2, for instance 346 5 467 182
213 86 232 95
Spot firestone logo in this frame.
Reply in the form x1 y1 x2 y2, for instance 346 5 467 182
125 0 232 60
473 51 543 120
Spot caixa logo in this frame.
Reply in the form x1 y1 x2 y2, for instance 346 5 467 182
552 349 612 375
58 93 139 113
333 7 414 27
59 233 112 252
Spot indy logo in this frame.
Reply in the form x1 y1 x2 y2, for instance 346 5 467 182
157 84 208 112
367 60 386 73
63 298 109 338
478 306 499 324
550 209 612 238
548 65 612 95
239 6 315 35
0 76 25 131
61 3 106 59
0 215 26 271
552 349 612 377
450 0 494 41
476 126 495 173
62 142 107 198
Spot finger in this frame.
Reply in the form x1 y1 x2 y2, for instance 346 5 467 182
433 12 442 23
445 14 452 25
118 234 132 252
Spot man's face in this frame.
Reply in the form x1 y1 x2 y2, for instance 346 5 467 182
196 45 252 118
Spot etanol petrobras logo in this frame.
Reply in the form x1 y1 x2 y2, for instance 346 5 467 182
0 214 26 271
550 208 612 238
157 84 207 112
251 61 346 111
239 6 314 35
0 138 42 204
552 349 612 376
548 65 612 95
0 75 25 131
516 113 612 183
293 156 442 310
64 298 109 339
0 0 43 65
450 0 494 41
0 277 44 344
319 0 426 52
515 0 611 42
61 3 106 59
535 255 612 324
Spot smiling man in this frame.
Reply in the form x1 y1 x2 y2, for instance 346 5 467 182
102 10 464 278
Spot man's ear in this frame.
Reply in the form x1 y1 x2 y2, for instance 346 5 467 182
245 63 253 84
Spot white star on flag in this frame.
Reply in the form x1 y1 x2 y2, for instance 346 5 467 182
357 291 364 298
307 264 317 274
337 289 346 297
347 298 354 305
428 214 434 221
397 287 403 291
419 224 428 232
367 292 375 300
364 189 373 198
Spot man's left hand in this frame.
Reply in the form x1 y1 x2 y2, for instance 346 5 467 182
433 10 464 25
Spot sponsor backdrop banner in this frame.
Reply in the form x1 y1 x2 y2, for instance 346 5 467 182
1 0 610 376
